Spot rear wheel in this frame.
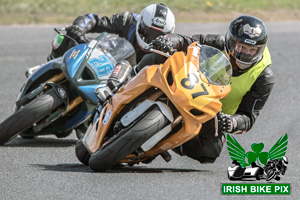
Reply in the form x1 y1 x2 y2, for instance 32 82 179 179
0 89 63 145
89 106 168 172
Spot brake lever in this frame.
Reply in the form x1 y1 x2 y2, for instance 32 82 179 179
214 111 221 137
143 43 177 58
149 48 172 58
54 26 69 34
79 36 89 44
143 43 154 53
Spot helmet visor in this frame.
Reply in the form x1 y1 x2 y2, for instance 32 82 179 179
226 31 266 65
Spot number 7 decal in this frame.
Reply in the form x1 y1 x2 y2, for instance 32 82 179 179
180 73 209 99
192 83 208 99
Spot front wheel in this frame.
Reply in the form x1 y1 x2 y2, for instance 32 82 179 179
0 89 63 145
75 121 90 139
75 139 90 165
89 106 168 172
266 170 276 181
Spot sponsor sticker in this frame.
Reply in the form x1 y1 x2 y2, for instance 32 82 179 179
103 110 111 125
152 17 166 27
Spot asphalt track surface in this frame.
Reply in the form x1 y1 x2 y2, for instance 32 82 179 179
0 22 299 200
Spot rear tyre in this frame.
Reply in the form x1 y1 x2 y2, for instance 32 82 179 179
89 106 168 172
0 89 63 145
75 139 90 165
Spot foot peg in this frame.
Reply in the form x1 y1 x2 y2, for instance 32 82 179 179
160 151 172 162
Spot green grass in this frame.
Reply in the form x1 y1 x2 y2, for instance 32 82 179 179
1 0 299 24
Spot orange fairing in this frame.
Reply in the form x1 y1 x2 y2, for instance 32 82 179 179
84 42 231 154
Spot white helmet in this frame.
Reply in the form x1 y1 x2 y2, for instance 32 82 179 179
282 156 289 166
136 3 175 49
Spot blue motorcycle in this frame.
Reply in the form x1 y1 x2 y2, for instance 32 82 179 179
0 27 135 145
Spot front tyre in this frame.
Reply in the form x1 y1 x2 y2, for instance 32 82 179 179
75 139 90 165
266 170 276 181
75 121 90 139
0 89 63 145
89 106 168 172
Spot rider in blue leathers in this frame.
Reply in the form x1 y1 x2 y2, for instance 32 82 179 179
26 3 176 76
49 3 176 63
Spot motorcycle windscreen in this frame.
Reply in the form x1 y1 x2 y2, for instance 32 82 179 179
96 32 136 65
199 45 232 86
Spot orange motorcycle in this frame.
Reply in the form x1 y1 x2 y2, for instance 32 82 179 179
76 42 232 172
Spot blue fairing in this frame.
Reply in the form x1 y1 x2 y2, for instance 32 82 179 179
28 59 56 82
78 85 99 103
88 56 114 78
64 44 88 78
15 32 136 138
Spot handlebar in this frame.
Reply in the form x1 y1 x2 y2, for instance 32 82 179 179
54 26 89 45
143 44 177 58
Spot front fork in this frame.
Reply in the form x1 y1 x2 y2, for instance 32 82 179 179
16 72 83 132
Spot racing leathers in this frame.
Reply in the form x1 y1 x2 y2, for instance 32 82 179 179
135 33 275 163
48 12 147 63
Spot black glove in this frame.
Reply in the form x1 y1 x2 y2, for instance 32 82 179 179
217 112 234 133
152 35 174 53
66 25 86 41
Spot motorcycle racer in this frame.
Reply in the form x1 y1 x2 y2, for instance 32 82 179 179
50 3 175 62
133 15 275 164
264 156 288 181
26 3 175 77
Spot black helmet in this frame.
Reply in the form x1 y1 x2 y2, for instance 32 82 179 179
225 15 268 71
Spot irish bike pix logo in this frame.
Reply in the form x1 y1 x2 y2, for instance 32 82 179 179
226 133 288 182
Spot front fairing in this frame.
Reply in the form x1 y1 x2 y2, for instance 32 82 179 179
62 43 111 104
83 43 232 154
64 44 88 79
28 58 59 82
13 58 59 112
20 32 134 105
61 32 135 104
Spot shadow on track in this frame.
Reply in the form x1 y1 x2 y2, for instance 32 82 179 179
31 163 210 174
2 136 77 148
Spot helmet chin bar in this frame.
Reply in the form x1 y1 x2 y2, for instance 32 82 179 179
136 32 148 50
229 55 253 73
235 59 253 71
